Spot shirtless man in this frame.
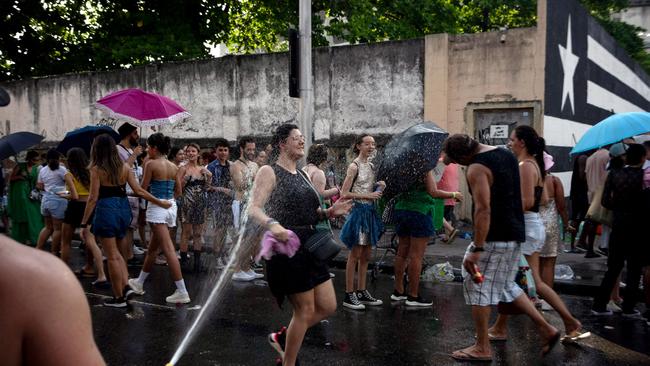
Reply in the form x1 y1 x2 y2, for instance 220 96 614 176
230 136 261 281
0 235 105 365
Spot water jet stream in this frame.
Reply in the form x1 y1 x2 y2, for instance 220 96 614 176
168 202 258 365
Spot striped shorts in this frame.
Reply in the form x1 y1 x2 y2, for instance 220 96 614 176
462 241 523 306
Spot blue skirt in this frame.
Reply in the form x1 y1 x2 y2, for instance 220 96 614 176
339 202 383 248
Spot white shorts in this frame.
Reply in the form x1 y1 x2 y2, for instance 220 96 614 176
232 200 241 230
520 212 546 256
146 199 177 227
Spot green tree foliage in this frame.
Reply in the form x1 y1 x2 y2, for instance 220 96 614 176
1 0 648 80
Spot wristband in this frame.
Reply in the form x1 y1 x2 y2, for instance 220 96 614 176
451 192 456 199
266 218 279 227
80 223 87 228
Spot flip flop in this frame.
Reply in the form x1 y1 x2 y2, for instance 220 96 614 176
488 333 507 341
92 280 110 289
450 350 492 362
542 331 561 356
561 330 591 344
74 268 96 278
447 229 459 245
473 333 508 341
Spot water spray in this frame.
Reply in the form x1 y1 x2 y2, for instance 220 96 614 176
167 200 258 366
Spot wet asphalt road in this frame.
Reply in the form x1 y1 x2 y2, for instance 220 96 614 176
81 256 650 366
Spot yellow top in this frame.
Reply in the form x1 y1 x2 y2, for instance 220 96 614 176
66 172 89 197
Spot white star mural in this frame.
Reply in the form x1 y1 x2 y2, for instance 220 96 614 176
558 15 580 114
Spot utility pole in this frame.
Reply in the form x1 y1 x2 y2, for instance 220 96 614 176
299 0 313 152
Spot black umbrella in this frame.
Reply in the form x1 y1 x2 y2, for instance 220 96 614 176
56 125 120 156
0 87 9 107
0 132 44 160
376 122 449 199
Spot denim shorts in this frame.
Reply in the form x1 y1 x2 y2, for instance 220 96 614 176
41 194 68 220
520 212 546 256
92 197 132 239
394 209 435 238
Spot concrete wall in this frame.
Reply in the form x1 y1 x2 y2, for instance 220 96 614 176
424 27 546 134
424 25 546 220
0 40 424 146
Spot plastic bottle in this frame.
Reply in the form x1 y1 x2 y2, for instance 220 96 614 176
326 169 336 187
472 264 484 284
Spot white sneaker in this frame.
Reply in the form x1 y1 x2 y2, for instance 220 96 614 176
166 290 191 304
155 255 167 265
216 258 226 270
127 278 145 295
232 271 255 281
607 300 623 313
246 269 264 279
132 245 145 255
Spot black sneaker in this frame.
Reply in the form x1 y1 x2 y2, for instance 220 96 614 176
104 297 127 308
622 309 642 318
390 290 407 301
405 295 433 307
356 289 383 306
342 292 365 310
268 326 287 358
584 252 600 258
124 285 135 300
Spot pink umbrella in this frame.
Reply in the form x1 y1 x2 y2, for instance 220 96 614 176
95 88 191 127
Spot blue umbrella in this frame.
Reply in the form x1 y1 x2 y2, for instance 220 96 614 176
56 125 120 156
570 112 650 155
0 132 44 160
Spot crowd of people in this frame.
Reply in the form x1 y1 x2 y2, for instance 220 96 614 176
2 121 649 366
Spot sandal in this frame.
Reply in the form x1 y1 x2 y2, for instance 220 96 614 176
74 268 96 278
447 228 459 245
451 350 492 362
561 330 591 344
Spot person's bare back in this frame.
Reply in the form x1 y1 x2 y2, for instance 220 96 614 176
0 236 105 366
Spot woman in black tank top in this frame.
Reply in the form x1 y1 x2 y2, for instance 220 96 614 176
248 124 351 366
489 126 584 340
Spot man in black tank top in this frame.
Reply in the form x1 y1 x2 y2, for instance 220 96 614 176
443 134 560 361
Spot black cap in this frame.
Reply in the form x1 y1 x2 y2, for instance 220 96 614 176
118 123 137 138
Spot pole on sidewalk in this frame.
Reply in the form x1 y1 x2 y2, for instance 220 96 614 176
299 0 313 153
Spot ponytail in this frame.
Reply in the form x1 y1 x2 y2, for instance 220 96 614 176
514 125 546 179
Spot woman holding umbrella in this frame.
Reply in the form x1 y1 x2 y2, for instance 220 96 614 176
339 134 385 310
8 150 43 245
391 170 462 306
80 134 172 307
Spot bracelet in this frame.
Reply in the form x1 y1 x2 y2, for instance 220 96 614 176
80 223 87 228
451 192 456 199
266 218 279 227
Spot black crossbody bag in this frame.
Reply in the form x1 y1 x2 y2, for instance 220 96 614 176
297 169 343 261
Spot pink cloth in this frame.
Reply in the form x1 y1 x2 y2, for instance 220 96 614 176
437 163 459 206
256 230 301 261
543 151 555 171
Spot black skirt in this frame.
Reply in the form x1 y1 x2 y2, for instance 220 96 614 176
265 228 331 307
